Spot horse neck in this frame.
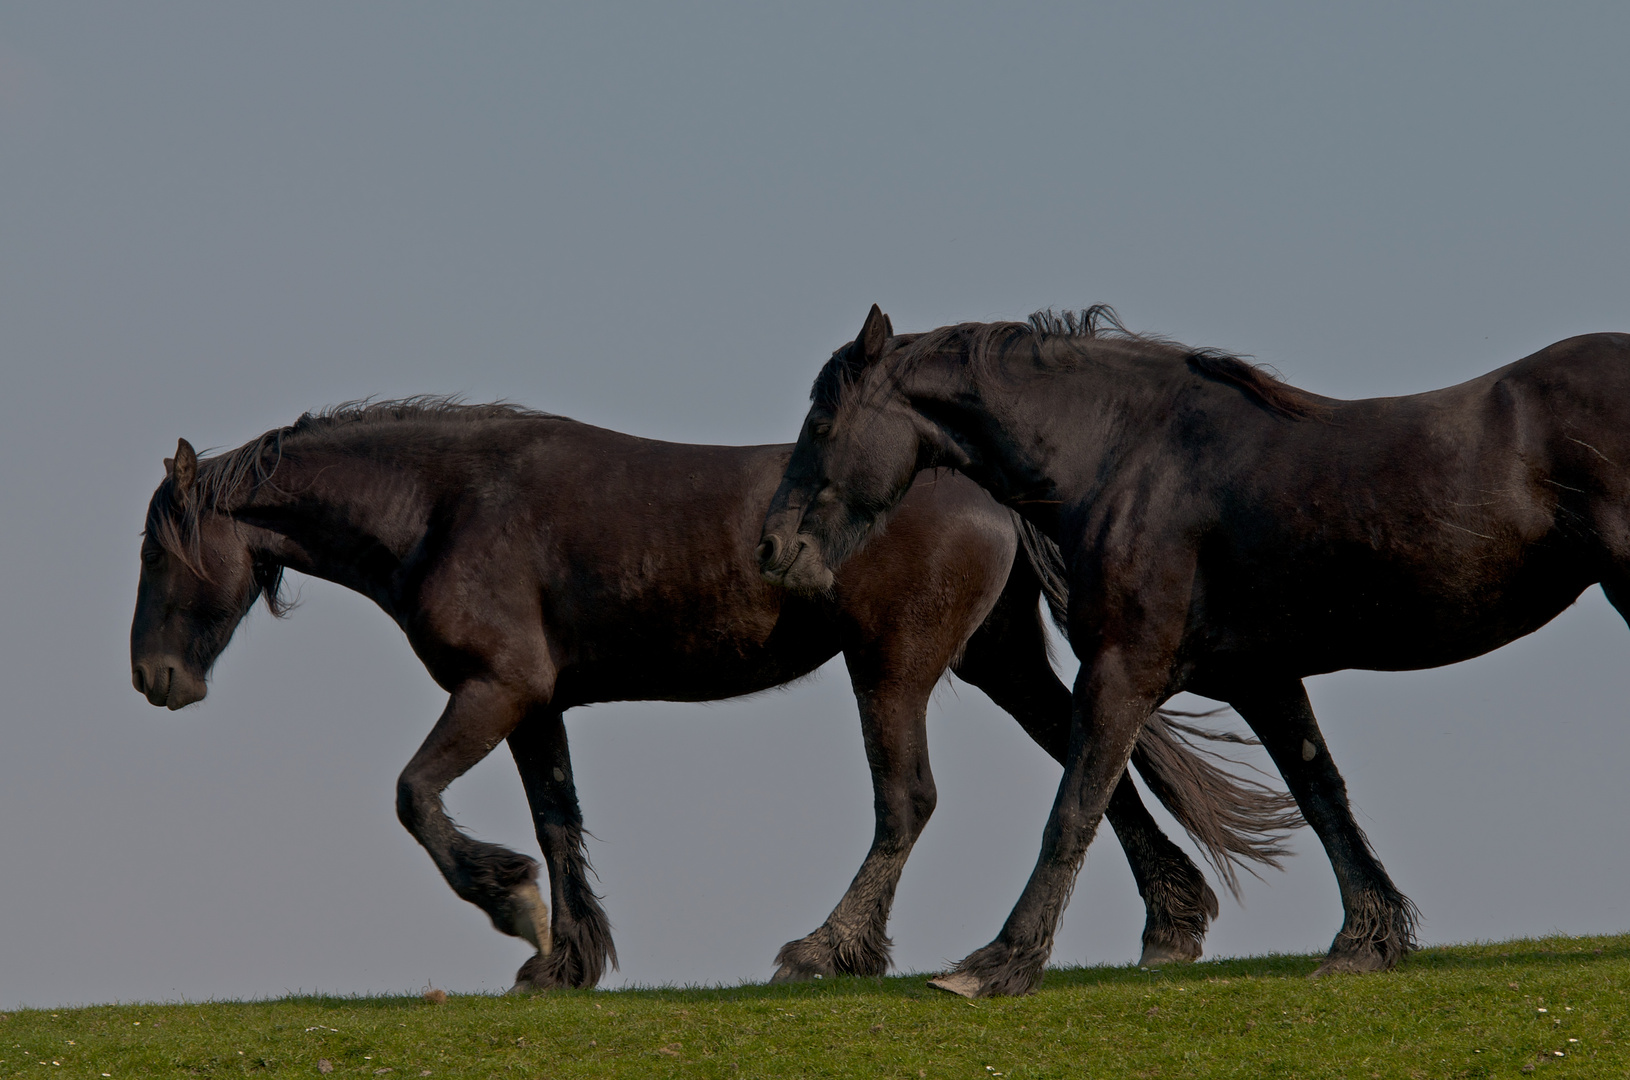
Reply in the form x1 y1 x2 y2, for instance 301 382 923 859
228 434 441 613
905 343 1185 513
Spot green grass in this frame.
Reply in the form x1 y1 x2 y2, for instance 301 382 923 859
4 934 1627 1078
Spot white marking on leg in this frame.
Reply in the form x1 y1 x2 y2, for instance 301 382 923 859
512 881 552 955
1302 739 1318 761
552 767 566 782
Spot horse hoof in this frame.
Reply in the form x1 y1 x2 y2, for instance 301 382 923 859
1138 940 1200 969
927 972 984 999
771 960 834 984
510 881 551 956
1311 950 1391 977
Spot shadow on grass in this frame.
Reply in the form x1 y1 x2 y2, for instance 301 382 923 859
526 931 1630 1005
99 932 1623 1016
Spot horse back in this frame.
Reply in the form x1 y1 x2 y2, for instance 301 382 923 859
410 423 1019 707
1179 332 1630 673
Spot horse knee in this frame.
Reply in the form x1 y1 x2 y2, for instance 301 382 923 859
396 770 437 834
909 775 937 828
883 774 935 843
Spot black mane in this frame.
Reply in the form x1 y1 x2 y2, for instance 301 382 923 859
816 306 1325 421
145 397 570 593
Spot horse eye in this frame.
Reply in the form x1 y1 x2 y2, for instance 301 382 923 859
142 549 164 568
812 422 833 439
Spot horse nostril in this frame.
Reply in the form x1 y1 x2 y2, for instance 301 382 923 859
757 535 783 571
132 666 147 694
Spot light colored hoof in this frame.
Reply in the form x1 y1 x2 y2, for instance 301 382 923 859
512 882 551 956
1138 943 1197 969
927 972 983 999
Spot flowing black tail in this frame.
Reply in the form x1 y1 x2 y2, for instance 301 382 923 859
1013 514 1305 898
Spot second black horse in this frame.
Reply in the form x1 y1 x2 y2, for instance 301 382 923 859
763 304 1630 996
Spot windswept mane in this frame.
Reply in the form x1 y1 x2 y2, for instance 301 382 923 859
816 305 1325 421
145 396 570 606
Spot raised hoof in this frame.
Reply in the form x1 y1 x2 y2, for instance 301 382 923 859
927 972 985 999
509 882 551 955
1311 949 1394 977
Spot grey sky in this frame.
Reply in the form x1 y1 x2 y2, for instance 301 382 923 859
2 3 1628 1007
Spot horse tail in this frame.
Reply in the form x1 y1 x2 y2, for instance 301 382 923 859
1009 510 1305 899
1011 514 1071 638
1133 711 1305 900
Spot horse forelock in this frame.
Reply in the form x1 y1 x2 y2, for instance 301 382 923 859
145 427 287 578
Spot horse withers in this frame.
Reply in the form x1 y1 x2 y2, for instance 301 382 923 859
131 400 1298 991
762 304 1630 997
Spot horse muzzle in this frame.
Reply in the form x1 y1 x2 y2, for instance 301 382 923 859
132 657 207 710
757 532 836 596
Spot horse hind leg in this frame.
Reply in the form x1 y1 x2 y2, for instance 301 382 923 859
1127 712 1305 962
1227 678 1418 975
771 658 939 983
395 680 553 966
507 705 616 991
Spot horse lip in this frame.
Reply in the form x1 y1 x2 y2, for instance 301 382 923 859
165 678 206 710
136 661 204 709
757 534 804 579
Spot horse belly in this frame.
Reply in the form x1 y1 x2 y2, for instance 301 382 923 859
551 601 840 707
1225 566 1590 675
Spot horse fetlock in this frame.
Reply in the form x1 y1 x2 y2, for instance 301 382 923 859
772 918 892 982
511 912 615 991
1138 935 1202 969
511 949 574 992
1315 888 1419 976
929 940 1050 999
1138 908 1206 967
1144 857 1220 922
771 930 842 983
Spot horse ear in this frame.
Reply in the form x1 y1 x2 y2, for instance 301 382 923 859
171 438 197 496
883 313 894 338
857 304 889 367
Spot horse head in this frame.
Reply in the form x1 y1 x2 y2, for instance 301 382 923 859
130 438 280 709
759 304 950 595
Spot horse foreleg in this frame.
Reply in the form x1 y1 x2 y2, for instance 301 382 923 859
771 661 938 982
507 706 617 991
1228 678 1418 975
931 652 1160 998
952 595 1217 967
395 680 550 958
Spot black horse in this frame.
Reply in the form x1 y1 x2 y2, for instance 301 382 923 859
130 399 1297 991
761 304 1630 997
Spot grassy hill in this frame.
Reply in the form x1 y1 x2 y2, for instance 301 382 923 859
3 933 1626 1078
